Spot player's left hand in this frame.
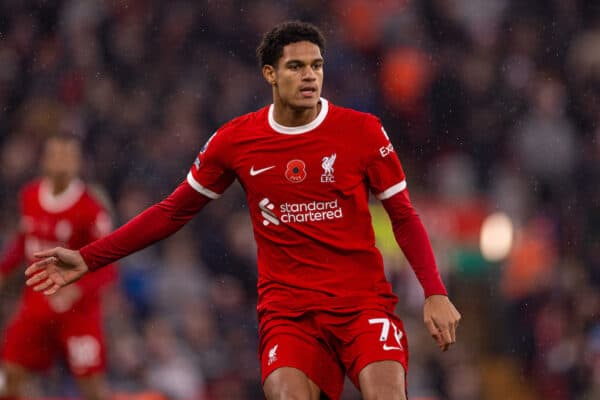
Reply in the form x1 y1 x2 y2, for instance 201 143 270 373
423 294 461 351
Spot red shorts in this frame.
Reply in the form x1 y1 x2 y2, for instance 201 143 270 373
259 308 409 400
1 303 106 377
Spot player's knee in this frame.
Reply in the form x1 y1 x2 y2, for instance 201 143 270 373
263 367 320 400
361 383 406 400
79 389 110 400
2 363 28 396
75 375 111 400
264 380 319 400
264 387 313 400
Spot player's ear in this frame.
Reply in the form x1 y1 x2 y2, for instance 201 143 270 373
262 65 276 86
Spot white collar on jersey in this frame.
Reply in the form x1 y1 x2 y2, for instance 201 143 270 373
38 178 85 213
268 97 329 135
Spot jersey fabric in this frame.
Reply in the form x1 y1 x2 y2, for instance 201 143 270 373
187 98 427 315
0 179 116 376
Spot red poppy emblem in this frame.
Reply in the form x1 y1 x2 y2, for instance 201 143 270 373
285 159 307 183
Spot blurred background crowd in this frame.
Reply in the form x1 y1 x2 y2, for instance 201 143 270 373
0 0 599 399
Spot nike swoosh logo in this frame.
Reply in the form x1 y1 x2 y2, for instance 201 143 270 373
250 165 276 176
382 344 403 351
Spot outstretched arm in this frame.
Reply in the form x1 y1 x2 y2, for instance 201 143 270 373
25 248 89 295
80 180 210 270
382 189 461 351
25 180 210 295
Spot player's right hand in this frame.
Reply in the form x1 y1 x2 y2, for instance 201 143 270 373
24 247 89 295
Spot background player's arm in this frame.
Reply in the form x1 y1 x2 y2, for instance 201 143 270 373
0 234 26 286
0 189 28 285
25 180 211 295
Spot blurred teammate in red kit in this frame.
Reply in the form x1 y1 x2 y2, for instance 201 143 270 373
0 134 116 400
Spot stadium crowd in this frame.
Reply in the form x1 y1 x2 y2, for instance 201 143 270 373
0 1 598 399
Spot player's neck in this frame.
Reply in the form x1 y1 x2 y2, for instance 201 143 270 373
47 178 71 195
272 101 321 127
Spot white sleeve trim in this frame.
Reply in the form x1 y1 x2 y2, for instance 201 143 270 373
186 172 221 199
376 180 407 200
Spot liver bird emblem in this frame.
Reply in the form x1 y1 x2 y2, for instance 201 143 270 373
321 153 336 176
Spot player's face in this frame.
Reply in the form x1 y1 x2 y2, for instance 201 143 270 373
42 138 81 185
266 41 324 110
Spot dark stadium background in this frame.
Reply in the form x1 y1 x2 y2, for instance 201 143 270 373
0 1 598 399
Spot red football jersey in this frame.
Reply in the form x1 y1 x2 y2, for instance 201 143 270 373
187 99 407 314
3 179 116 312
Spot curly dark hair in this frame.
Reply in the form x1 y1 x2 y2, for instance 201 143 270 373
256 21 326 67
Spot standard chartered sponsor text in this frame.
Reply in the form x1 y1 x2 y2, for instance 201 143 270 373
279 199 343 223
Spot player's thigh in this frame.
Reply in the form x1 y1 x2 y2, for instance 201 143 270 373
75 372 111 400
58 309 106 376
263 366 321 400
259 316 344 400
331 309 408 392
358 360 406 400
